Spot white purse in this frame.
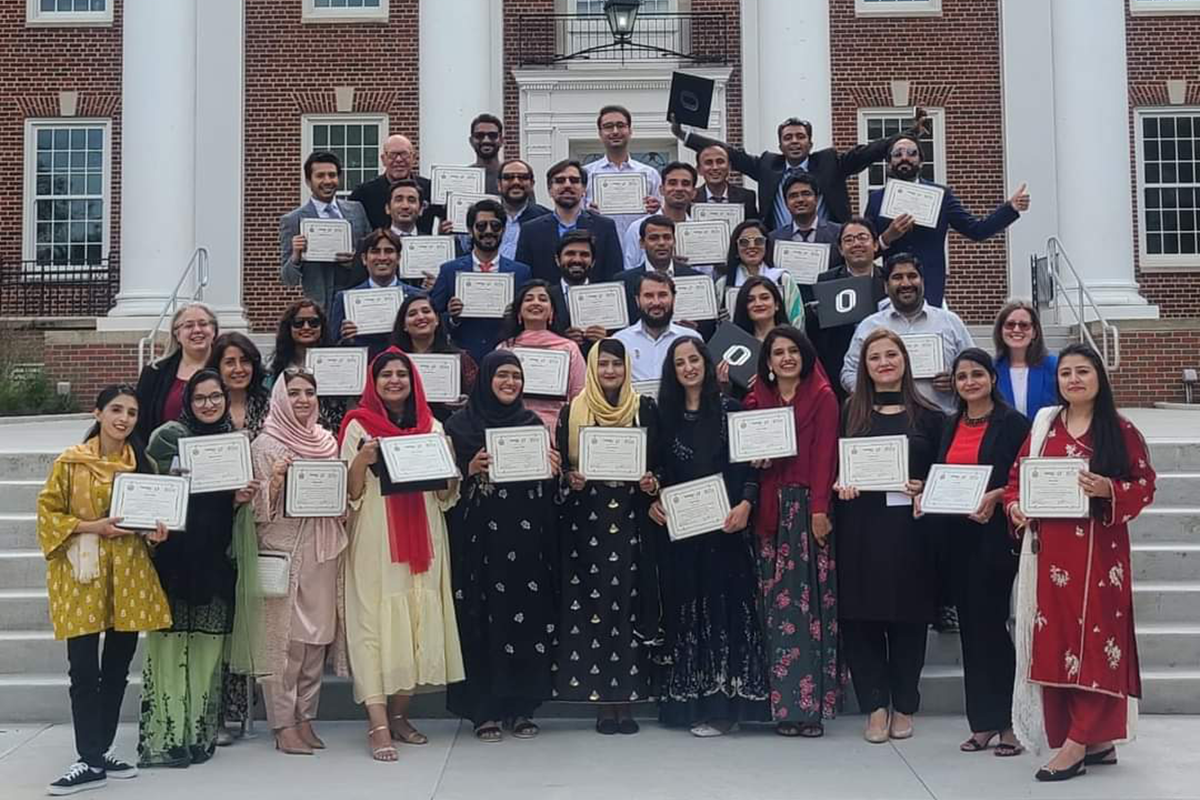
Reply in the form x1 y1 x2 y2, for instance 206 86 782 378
257 525 302 599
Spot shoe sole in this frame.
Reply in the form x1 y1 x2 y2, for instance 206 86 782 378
105 767 138 780
47 778 107 796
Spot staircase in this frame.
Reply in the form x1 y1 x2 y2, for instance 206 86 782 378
964 323 1077 358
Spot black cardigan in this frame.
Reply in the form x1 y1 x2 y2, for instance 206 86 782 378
134 350 183 445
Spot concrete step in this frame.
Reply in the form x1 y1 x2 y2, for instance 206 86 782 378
0 549 45 588
1147 440 1200 472
1130 507 1200 543
0 451 57 482
1133 581 1200 623
0 588 49 630
1136 624 1200 669
1151 473 1200 507
1132 544 1200 582
0 479 45 514
0 513 37 549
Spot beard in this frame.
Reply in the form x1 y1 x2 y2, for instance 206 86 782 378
642 304 674 328
891 161 920 180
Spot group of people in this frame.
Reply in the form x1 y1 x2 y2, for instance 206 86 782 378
35 104 1151 796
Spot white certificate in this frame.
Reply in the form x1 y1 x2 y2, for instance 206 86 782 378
486 425 552 483
455 271 513 318
921 464 993 515
674 221 730 264
900 333 946 380
773 240 830 285
724 286 741 316
692 202 745 228
299 218 353 262
111 473 189 531
408 353 462 403
579 427 647 482
343 287 404 336
881 180 945 229
672 274 719 321
399 235 456 279
727 408 798 463
566 283 629 331
838 434 909 492
446 192 501 233
431 165 486 204
379 433 458 484
661 474 731 542
592 173 647 215
632 380 659 400
179 432 253 494
512 346 570 398
1019 457 1089 518
306 347 368 396
285 460 348 518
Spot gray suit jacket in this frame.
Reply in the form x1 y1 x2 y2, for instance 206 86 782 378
279 198 371 314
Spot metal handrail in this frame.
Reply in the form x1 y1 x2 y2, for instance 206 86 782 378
137 247 210 369
1042 236 1120 371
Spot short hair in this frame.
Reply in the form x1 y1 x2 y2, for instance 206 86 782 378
387 178 425 205
883 252 923 278
639 214 676 240
637 271 675 295
304 150 341 181
839 214 878 242
499 158 534 178
357 228 403 257
993 300 1049 366
776 117 813 141
547 158 588 188
466 198 505 229
555 229 595 259
660 161 698 185
888 135 922 159
470 113 503 135
697 143 729 161
597 104 632 127
782 171 820 199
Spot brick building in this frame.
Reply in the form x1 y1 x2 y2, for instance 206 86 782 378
1 0 1197 406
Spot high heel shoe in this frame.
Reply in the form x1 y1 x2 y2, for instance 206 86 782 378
1035 757 1086 782
274 730 313 756
1084 746 1117 766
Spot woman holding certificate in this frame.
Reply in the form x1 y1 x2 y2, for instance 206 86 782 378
268 299 347 435
1005 344 1156 782
836 329 944 744
37 385 172 795
715 220 805 326
135 302 218 444
445 351 561 742
742 326 842 738
391 294 478 421
554 339 658 733
338 349 464 762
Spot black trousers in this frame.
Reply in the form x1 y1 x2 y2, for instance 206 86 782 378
842 620 928 715
66 630 139 768
952 533 1018 733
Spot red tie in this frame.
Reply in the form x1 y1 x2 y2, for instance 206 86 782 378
479 260 494 273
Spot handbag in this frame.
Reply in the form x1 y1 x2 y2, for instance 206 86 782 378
256 528 303 598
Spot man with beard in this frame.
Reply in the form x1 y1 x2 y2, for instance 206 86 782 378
613 271 701 382
867 135 1030 307
840 253 972 413
430 198 532 361
768 173 846 287
584 105 662 241
546 230 606 356
515 159 624 283
497 158 550 261
468 113 504 194
620 162 700 271
694 143 759 221
329 228 425 359
619 215 714 339
349 134 434 232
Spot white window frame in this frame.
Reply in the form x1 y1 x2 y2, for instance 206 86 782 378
1130 0 1200 16
854 0 942 18
1134 107 1200 271
302 0 388 23
26 0 112 27
300 114 387 201
22 118 112 265
856 107 946 213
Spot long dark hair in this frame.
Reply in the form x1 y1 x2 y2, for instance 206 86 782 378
390 294 459 354
270 299 331 377
950 347 1007 412
844 328 937 436
502 279 565 340
757 325 818 385
733 276 788 335
84 384 153 474
993 300 1048 366
723 219 773 279
1056 344 1131 482
656 337 723 427
209 332 268 399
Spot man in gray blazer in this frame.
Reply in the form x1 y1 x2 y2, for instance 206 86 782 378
279 150 371 314
768 172 844 303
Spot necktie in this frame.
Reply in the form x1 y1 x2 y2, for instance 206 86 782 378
712 195 726 203
325 202 342 220
479 260 494 273
795 229 814 243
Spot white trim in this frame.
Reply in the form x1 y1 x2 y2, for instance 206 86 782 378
299 113 388 201
302 0 388 23
25 0 112 27
1130 0 1200 16
1133 107 1200 272
855 107 946 213
854 0 941 18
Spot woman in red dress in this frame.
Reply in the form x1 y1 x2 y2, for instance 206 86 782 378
1005 343 1156 782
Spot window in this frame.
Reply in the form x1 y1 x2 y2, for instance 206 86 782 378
854 0 941 17
26 0 111 26
303 0 388 23
857 108 945 211
23 120 111 265
568 0 681 60
572 141 675 173
1136 110 1200 269
1130 0 1200 15
301 115 386 199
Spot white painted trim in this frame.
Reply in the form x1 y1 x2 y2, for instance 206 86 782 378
301 0 388 23
855 107 946 213
854 0 941 18
299 113 388 201
1130 0 1200 16
1133 107 1200 272
25 0 112 27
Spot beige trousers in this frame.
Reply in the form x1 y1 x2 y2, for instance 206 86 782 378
262 640 327 729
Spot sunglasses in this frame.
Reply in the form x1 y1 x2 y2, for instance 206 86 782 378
501 172 533 182
737 236 767 247
290 318 322 329
473 220 504 232
1003 320 1033 331
472 131 501 141
891 147 921 158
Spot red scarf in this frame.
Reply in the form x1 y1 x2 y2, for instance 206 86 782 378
338 348 435 573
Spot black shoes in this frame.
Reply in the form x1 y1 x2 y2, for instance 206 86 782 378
596 717 619 735
1035 758 1087 782
617 718 639 735
100 750 139 780
47 762 106 796
1084 746 1117 766
933 605 960 633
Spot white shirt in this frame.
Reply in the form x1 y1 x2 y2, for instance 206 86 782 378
585 155 663 240
621 212 691 272
390 224 418 238
613 320 702 382
367 274 401 289
1009 366 1030 415
471 252 500 272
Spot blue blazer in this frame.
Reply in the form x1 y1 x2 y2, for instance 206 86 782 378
328 278 425 360
995 353 1059 420
430 255 532 362
514 210 625 285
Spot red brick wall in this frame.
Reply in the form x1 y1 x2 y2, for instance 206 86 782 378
43 339 141 409
693 0 743 152
1108 325 1200 406
829 0 1007 324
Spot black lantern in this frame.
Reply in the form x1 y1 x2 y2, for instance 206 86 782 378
604 0 642 42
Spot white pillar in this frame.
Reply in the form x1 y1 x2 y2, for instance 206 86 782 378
1050 0 1157 318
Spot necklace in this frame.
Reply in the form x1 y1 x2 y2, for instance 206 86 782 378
964 406 993 425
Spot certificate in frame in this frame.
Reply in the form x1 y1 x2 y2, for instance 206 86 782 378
727 408 798 463
1019 457 1089 519
920 464 993 515
430 165 486 204
566 283 629 331
285 460 348 518
455 271 513 318
899 333 946 380
486 425 552 483
592 173 648 215
880 179 945 229
305 347 368 397
399 236 456 279
661 474 731 542
511 347 570 398
672 274 719 321
378 433 458 487
179 432 253 494
838 434 910 492
299 218 352 262
407 353 462 404
578 427 647 482
111 473 189 531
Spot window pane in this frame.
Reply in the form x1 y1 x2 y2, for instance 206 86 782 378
30 125 106 263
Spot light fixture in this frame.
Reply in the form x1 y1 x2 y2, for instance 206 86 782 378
604 0 642 42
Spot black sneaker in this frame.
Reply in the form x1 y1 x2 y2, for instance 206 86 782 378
101 750 138 780
933 605 960 633
47 761 106 795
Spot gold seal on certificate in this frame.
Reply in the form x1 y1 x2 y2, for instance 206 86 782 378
430 165 485 204
632 380 659 400
446 192 501 233
299 218 352 262
111 473 189 531
773 240 830 285
179 432 253 494
408 353 462 403
455 271 513 318
838 434 909 492
661 474 731 541
1019 457 1089 518
674 220 730 264
920 464 993 515
379 433 458 484
592 173 647 215
727 408 798 463
285 460 348 518
305 347 368 397
880 179 945 229
579 427 647 482
486 425 552 483
511 347 570 398
399 236 456 279
343 287 404 336
566 283 629 331
672 274 719 321
692 202 744 228
899 333 946 379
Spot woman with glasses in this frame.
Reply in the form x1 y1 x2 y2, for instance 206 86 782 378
135 302 219 444
391 294 478 422
268 299 347 434
715 220 805 327
993 301 1058 419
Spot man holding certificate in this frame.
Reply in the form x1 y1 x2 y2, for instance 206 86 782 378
767 173 845 294
618 216 716 339
584 105 662 240
328 229 425 360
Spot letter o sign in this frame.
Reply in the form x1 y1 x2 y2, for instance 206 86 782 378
835 288 857 314
723 345 753 367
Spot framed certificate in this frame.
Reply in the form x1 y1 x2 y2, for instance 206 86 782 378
306 347 368 397
880 180 945 229
727 408 798 463
285 460 348 518
512 347 570 398
592 173 647 215
379 433 458 485
399 235 456 279
838 434 909 492
579 427 647 482
430 165 485 204
900 333 946 379
111 473 189 531
661 474 731 542
566 283 629 331
674 221 730 264
179 432 253 494
343 287 404 336
299 218 352 262
773 240 830 285
1019 457 1089 519
446 192 501 233
672 274 719 321
455 271 513 318
692 202 744 228
921 464 993 515
486 425 552 483
408 353 462 403
632 380 659 400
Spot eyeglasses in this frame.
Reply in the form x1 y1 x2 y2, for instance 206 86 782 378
599 122 629 133
501 172 533 182
890 147 921 158
290 317 322 329
737 236 767 247
840 233 873 244
283 366 315 378
174 320 213 332
382 150 412 161
192 392 226 407
551 175 583 186
1003 320 1033 331
473 220 504 232
472 131 501 141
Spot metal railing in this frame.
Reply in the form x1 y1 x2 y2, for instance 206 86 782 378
0 259 119 316
1031 236 1120 371
137 247 210 369
515 12 731 66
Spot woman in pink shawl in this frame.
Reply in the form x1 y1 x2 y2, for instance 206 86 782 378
495 279 586 429
250 368 349 756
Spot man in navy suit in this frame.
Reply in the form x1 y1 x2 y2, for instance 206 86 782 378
430 198 532 362
547 230 608 358
867 135 1030 307
328 229 426 359
693 142 759 221
515 159 625 284
769 173 846 302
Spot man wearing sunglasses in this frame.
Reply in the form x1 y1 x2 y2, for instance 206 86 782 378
349 134 435 233
468 113 504 195
497 158 550 261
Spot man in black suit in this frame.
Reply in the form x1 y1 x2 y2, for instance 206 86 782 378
671 110 927 230
769 172 846 270
693 142 759 220
498 158 550 261
515 159 624 284
348 134 435 233
620 215 715 339
546 230 606 357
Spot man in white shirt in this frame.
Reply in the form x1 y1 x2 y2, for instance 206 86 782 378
614 271 702 383
329 229 424 357
585 104 662 240
621 161 697 271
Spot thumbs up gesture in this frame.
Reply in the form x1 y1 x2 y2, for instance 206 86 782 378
1008 182 1030 213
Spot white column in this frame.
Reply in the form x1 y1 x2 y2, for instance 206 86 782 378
1050 0 1157 318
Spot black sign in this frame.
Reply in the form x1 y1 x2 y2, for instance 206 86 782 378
708 322 762 389
667 72 715 129
812 276 876 329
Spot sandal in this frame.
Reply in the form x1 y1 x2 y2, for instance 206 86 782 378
775 722 802 737
797 722 824 738
961 731 999 752
507 717 540 739
1084 745 1116 766
474 722 502 743
390 716 429 745
994 741 1025 757
367 725 398 762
